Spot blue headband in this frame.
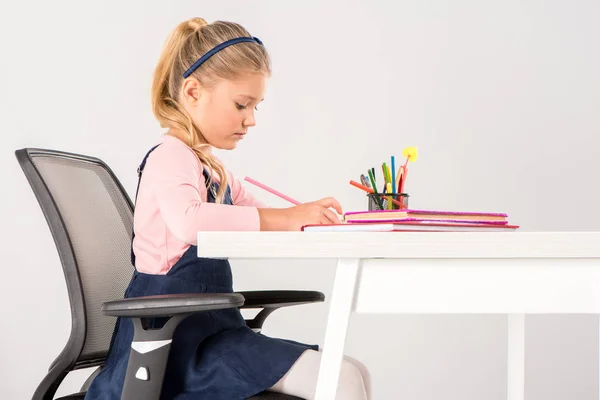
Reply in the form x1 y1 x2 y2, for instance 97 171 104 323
183 36 264 78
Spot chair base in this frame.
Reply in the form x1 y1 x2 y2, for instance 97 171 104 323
57 391 305 400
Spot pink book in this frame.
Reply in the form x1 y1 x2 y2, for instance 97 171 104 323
343 209 508 224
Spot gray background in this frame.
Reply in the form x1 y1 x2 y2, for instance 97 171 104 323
1 1 599 399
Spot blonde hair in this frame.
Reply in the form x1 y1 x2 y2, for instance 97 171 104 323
151 18 271 203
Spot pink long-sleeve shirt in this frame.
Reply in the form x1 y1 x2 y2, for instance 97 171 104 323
131 135 268 275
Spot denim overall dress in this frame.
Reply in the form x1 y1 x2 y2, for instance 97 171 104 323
85 145 317 400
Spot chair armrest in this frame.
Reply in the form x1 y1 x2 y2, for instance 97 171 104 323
238 290 325 308
237 290 325 331
102 293 245 318
102 292 244 400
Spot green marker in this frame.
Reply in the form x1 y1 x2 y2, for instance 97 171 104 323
367 169 383 209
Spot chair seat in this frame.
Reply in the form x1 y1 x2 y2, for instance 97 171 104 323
56 394 86 400
57 391 305 400
250 392 305 400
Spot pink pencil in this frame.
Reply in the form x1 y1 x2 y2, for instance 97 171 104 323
244 176 301 205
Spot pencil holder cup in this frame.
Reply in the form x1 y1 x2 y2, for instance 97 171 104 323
367 193 409 211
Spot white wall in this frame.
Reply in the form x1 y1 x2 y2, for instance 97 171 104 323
1 0 599 399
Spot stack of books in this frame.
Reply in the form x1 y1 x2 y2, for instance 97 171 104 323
302 209 519 232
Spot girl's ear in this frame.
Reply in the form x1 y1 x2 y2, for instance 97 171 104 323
181 77 202 104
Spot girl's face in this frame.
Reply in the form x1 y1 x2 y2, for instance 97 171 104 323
181 72 268 150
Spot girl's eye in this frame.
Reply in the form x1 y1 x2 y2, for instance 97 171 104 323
235 102 258 111
236 102 259 111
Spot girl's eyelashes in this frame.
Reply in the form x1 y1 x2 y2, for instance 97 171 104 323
235 102 259 111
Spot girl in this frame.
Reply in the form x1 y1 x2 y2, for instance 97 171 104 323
85 17 371 400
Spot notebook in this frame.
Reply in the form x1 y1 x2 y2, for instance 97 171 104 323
302 221 520 232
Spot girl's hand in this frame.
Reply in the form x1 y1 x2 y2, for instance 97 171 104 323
258 197 343 231
284 197 343 230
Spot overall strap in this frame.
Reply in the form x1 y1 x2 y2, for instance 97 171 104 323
130 144 161 267
134 144 161 203
203 170 234 205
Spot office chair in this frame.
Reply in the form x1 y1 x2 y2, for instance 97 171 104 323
16 147 324 400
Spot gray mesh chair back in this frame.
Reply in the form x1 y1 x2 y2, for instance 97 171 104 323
16 148 135 399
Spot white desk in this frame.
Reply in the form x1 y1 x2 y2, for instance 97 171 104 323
197 231 600 400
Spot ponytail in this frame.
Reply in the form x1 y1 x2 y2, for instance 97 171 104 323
150 17 230 203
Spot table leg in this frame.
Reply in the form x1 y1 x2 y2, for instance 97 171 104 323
507 314 525 400
315 258 361 400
